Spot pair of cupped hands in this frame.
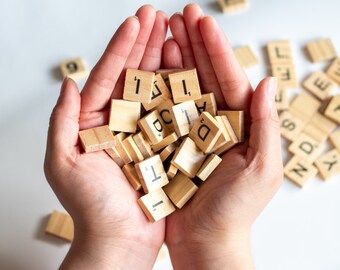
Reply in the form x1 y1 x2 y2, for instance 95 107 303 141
44 4 283 270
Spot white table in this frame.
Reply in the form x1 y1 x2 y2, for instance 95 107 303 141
1 0 339 269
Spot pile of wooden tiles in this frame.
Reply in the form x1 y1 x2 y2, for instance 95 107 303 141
78 68 245 222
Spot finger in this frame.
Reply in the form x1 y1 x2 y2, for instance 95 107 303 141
199 15 253 112
248 77 281 160
139 11 168 71
163 38 183 69
182 4 227 109
169 13 196 68
81 16 140 113
46 78 81 164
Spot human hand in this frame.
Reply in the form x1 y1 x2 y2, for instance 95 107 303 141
44 5 168 270
162 4 283 270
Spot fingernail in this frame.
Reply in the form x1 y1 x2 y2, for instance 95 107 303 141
127 15 139 21
267 77 277 100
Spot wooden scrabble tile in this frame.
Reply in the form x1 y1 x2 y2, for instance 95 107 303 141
122 135 144 163
214 115 239 155
156 99 176 133
105 146 125 168
123 69 155 103
152 132 179 153
326 58 340 85
135 155 169 193
122 164 142 190
330 130 340 151
138 110 170 145
160 143 177 162
289 92 321 122
196 154 223 181
306 38 337 63
288 133 325 163
79 125 115 153
137 189 175 222
302 71 337 100
233 45 258 68
195 93 218 116
132 132 154 159
274 87 289 111
142 74 172 111
217 111 245 142
189 112 222 153
109 99 141 133
218 0 248 13
304 112 337 142
163 172 198 209
279 111 306 141
324 94 340 124
210 116 232 153
168 69 201 103
271 64 297 88
156 69 185 88
284 156 318 188
314 149 340 180
112 133 133 164
171 137 207 178
45 210 74 241
167 164 178 179
170 100 200 137
59 57 88 81
267 41 293 65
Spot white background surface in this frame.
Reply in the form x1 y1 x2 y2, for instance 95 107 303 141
0 0 340 269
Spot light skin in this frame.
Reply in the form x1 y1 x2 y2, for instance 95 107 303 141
44 4 283 270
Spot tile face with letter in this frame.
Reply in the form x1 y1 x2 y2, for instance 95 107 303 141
324 94 340 124
326 58 340 85
303 71 337 100
59 57 88 81
314 149 340 180
170 101 199 137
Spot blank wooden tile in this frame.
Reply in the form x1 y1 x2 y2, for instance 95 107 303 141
168 69 201 103
304 112 337 142
330 130 340 151
210 116 232 153
218 0 248 13
170 100 199 137
196 154 223 181
59 57 88 81
122 135 144 163
142 74 172 111
167 164 178 179
122 164 142 190
105 146 125 168
271 64 297 88
132 132 154 159
79 125 115 153
163 172 198 209
112 133 133 164
288 133 324 163
109 99 141 133
171 137 206 178
45 210 74 241
274 87 289 111
217 111 245 142
324 94 340 124
156 99 176 133
267 40 293 65
279 111 306 141
306 38 337 63
195 93 218 116
303 71 337 100
137 189 175 222
160 143 177 162
290 92 321 122
314 149 340 180
214 115 239 155
284 156 318 188
326 58 340 85
189 112 222 153
152 132 179 153
135 155 169 193
233 45 258 68
138 110 170 145
123 69 155 103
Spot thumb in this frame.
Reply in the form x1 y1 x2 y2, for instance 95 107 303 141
248 77 282 161
45 78 81 165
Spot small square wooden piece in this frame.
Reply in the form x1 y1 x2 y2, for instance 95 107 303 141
156 99 176 133
122 164 142 190
45 210 74 241
306 38 337 63
303 71 337 100
196 154 223 181
79 125 115 153
330 130 340 151
217 111 245 142
122 135 144 163
279 111 306 142
233 45 258 68
132 132 154 159
271 64 297 88
326 58 340 85
218 0 248 13
274 88 289 111
289 92 321 122
324 94 340 124
267 40 293 65
314 149 340 180
195 93 218 116
59 57 88 81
